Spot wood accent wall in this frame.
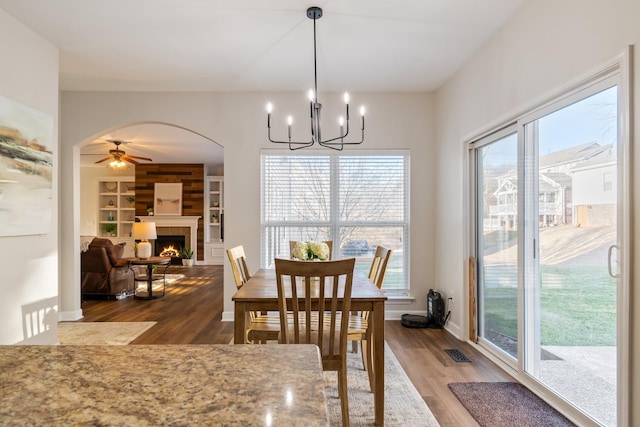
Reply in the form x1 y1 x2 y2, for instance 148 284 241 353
135 164 205 260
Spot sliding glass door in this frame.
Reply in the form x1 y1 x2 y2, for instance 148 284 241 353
522 85 619 426
471 78 622 426
474 129 519 360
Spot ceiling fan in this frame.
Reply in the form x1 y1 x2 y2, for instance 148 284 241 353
95 139 152 166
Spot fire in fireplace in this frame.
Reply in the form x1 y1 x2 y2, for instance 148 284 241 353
160 245 180 258
155 235 186 264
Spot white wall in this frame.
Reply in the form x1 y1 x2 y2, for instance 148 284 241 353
59 91 436 321
0 10 59 344
434 0 639 423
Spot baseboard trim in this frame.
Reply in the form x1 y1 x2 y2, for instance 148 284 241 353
59 309 83 322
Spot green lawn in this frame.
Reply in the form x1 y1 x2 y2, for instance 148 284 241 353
483 265 616 346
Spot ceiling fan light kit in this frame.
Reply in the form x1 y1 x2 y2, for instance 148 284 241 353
108 158 129 172
95 139 153 171
266 6 365 151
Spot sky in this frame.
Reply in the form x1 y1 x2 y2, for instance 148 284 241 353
538 86 617 154
483 85 618 166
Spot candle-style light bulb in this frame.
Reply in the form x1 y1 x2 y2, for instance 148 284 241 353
266 102 273 128
308 89 315 102
360 106 366 116
360 106 365 130
287 116 293 126
343 92 350 104
339 116 345 139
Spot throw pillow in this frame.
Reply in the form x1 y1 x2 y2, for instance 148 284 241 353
106 242 126 265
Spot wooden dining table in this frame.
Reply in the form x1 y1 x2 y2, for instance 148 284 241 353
232 267 387 426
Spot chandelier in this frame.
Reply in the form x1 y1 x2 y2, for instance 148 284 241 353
266 6 365 151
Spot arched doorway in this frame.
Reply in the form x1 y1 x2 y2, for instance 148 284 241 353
68 121 222 316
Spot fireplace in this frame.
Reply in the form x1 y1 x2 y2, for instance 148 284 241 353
137 215 200 263
155 235 185 264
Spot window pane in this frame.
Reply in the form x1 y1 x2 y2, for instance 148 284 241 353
339 226 406 290
262 226 332 268
476 132 519 359
262 155 330 222
339 156 405 222
261 152 410 292
525 86 618 426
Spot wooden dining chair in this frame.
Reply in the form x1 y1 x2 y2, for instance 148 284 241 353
226 245 280 343
227 245 251 289
347 246 392 391
275 257 355 427
289 240 334 260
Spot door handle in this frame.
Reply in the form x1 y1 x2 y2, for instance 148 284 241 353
607 245 619 279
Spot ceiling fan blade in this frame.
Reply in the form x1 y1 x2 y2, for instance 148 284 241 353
123 157 140 165
125 154 153 162
95 156 113 164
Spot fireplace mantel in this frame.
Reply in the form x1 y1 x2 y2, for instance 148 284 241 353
136 216 201 262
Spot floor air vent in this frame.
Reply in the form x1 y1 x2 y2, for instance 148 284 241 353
445 348 471 363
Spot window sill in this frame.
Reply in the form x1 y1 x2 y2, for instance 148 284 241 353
384 294 415 304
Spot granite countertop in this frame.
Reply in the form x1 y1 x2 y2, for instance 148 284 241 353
0 344 329 426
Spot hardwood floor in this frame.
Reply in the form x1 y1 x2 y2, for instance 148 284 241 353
78 264 513 426
80 265 233 344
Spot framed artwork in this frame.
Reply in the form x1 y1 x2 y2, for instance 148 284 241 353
154 183 182 215
0 95 53 236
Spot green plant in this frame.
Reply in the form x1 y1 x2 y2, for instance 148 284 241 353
179 246 194 259
126 196 135 206
102 223 116 234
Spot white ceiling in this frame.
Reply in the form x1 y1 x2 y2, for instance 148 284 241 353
0 0 527 166
79 124 223 169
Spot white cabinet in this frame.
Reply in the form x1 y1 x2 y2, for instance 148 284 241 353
97 176 136 239
206 176 224 242
204 242 225 266
205 176 224 264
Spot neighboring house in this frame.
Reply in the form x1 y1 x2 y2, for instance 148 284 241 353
571 145 617 227
488 174 516 230
488 142 608 230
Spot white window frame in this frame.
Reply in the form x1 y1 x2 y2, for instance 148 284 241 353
260 149 410 295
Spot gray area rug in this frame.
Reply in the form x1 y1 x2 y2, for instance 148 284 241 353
448 382 575 427
57 322 156 345
325 343 440 426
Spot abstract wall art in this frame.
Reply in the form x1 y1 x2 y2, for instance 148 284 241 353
0 95 53 236
154 182 183 216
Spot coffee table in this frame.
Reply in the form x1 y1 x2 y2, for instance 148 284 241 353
129 256 171 299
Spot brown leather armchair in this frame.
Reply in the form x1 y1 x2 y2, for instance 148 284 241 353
81 237 134 299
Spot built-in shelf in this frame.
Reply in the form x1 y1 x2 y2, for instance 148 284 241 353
97 176 136 238
205 176 224 265
206 176 224 242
